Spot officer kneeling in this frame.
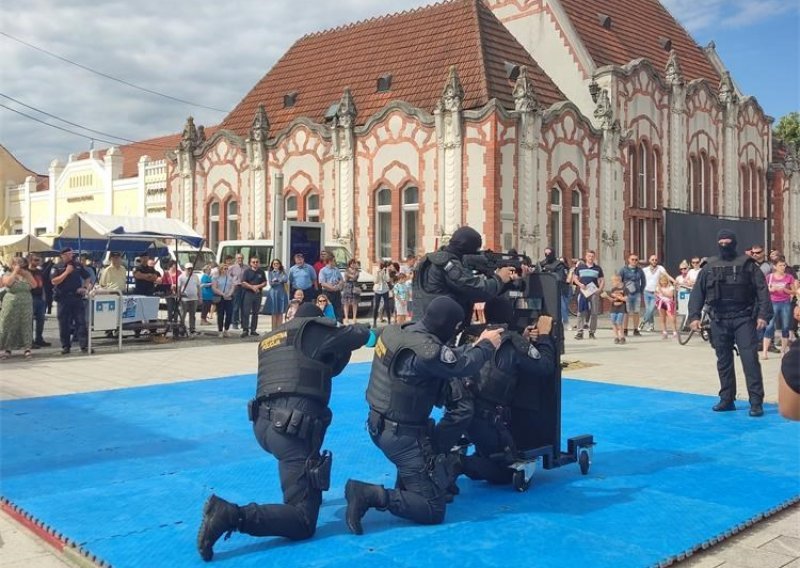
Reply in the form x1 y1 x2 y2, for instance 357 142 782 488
197 303 372 561
461 298 556 485
344 296 502 535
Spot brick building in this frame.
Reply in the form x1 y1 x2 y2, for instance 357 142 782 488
163 0 786 270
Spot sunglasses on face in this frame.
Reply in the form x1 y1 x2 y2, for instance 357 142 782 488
752 250 763 255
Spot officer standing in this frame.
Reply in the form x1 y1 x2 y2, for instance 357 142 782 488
344 296 502 535
688 229 772 417
197 303 372 561
412 226 517 326
461 299 557 484
50 247 91 355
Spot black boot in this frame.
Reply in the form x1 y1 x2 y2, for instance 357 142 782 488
444 451 464 503
197 494 240 561
345 479 387 535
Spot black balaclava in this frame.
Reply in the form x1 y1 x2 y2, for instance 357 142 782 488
446 226 483 258
484 297 514 325
295 303 323 318
418 296 465 342
717 228 738 260
543 247 556 264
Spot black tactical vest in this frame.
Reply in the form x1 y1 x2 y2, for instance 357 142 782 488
473 333 530 406
411 250 460 322
256 317 338 405
366 324 442 424
704 254 755 313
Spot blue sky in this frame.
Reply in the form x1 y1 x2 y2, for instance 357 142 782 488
1 0 798 174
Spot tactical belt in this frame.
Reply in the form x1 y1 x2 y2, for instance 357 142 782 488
368 409 429 437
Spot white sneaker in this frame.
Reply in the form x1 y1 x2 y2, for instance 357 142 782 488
218 332 224 338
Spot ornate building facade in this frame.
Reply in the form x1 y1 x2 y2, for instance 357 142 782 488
160 0 790 267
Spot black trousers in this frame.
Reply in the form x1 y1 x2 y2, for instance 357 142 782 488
56 295 87 350
240 292 262 333
462 413 514 485
239 396 329 540
370 427 446 526
710 315 764 405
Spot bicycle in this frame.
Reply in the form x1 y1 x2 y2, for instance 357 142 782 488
676 308 711 346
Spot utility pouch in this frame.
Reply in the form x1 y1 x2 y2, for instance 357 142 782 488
247 399 259 423
307 450 333 491
367 411 384 437
286 409 306 437
270 407 292 433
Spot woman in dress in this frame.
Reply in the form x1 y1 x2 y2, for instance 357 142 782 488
262 259 289 331
341 258 361 324
0 257 37 360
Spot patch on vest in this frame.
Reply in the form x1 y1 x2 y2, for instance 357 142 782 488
527 345 541 359
260 331 287 351
440 345 458 364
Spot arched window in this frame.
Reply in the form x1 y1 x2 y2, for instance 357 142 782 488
755 166 764 218
207 201 220 250
226 200 238 240
740 165 751 217
571 189 582 260
693 155 703 212
549 187 562 255
285 195 298 220
375 188 392 260
402 186 419 258
637 141 648 208
306 193 320 222
649 148 659 210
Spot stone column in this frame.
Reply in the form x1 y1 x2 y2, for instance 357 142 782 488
247 105 270 239
331 89 357 251
665 51 687 211
719 72 740 216
512 66 542 252
176 116 200 226
594 89 624 265
103 146 122 215
434 66 464 241
22 176 36 235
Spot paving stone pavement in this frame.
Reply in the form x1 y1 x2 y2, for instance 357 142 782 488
0 312 797 567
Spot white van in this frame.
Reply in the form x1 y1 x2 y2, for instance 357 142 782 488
215 240 374 313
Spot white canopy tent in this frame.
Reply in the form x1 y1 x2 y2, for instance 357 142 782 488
0 234 55 255
54 213 205 252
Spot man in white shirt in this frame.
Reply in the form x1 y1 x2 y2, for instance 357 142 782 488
178 263 201 336
98 252 127 291
228 254 246 329
642 254 670 332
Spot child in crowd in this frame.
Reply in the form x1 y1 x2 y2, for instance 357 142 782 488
393 273 410 324
655 273 677 339
284 289 304 322
608 274 627 344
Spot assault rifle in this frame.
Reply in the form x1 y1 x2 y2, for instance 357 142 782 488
462 249 533 277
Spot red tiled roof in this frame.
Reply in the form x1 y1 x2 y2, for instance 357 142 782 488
559 0 720 86
35 175 48 192
78 127 218 178
221 0 565 137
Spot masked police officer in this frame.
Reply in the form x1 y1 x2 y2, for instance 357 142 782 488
197 303 372 561
688 229 772 417
50 247 91 355
461 298 556 484
412 226 517 326
344 296 502 535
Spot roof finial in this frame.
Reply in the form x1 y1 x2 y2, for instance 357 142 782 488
250 104 270 142
513 66 539 112
665 50 684 86
336 88 357 128
718 71 737 105
438 65 464 112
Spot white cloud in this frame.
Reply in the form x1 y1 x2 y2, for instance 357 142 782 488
662 0 798 31
1 0 430 172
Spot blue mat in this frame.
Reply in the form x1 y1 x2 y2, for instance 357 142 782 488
2 363 799 568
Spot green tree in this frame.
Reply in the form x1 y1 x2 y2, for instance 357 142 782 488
774 112 800 149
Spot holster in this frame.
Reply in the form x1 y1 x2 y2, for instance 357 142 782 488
427 453 450 491
247 398 259 423
306 450 333 491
